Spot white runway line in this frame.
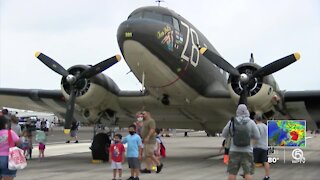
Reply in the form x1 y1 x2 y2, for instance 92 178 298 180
31 143 92 157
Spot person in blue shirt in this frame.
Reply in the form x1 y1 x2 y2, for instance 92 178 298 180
122 124 143 180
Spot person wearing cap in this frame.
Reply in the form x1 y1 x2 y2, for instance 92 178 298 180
222 104 260 180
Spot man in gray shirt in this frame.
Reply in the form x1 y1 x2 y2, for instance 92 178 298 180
222 104 260 180
10 115 21 137
253 114 270 180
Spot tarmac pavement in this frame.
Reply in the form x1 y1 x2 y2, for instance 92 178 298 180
14 127 320 180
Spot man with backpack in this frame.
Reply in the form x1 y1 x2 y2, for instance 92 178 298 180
222 104 260 180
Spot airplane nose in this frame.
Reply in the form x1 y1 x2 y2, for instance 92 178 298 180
117 19 172 52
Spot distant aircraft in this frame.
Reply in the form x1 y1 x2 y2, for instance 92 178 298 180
0 6 319 135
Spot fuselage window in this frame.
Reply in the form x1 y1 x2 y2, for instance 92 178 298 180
128 11 143 19
173 18 180 31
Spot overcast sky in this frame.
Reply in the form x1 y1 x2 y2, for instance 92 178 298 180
0 0 319 91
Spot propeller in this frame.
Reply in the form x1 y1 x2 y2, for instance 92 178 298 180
35 52 121 134
199 47 240 76
199 47 300 104
251 53 300 78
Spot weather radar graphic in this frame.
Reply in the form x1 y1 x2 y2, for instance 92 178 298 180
268 120 306 147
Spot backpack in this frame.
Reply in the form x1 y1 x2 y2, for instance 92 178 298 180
230 117 251 147
156 137 166 158
35 130 47 143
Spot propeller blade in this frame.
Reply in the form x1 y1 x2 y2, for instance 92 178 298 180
79 55 121 79
35 52 69 77
63 87 77 134
251 53 300 78
199 47 240 76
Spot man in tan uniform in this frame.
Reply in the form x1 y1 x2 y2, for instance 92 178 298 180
140 111 163 173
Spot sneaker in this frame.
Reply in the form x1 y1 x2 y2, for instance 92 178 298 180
75 140 79 143
126 177 134 180
140 169 151 173
133 177 139 180
156 163 163 173
263 176 270 180
65 140 70 143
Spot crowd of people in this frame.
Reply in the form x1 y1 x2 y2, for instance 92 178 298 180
1 105 273 180
108 110 165 180
0 109 49 180
107 105 271 180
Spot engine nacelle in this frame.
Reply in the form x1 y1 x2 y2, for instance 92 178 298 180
228 63 281 116
60 65 120 121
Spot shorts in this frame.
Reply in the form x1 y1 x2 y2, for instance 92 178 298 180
253 148 268 163
127 157 140 169
39 143 46 150
144 144 155 157
111 161 122 170
21 143 29 151
227 152 255 175
0 156 17 177
70 130 77 137
224 148 230 155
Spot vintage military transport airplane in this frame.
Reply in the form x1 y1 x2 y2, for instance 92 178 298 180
0 6 319 135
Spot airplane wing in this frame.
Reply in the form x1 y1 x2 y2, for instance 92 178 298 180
1 86 319 132
0 88 81 122
0 88 65 113
0 87 235 133
282 90 320 130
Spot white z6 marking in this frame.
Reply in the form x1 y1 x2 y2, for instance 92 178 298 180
179 21 227 77
180 21 200 67
190 28 199 67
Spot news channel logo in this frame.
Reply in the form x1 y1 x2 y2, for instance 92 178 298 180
291 148 306 164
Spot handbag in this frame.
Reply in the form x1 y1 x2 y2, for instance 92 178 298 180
8 130 27 170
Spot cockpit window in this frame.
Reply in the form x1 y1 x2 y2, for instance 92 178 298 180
128 11 143 19
143 11 162 21
163 15 173 25
128 10 180 32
